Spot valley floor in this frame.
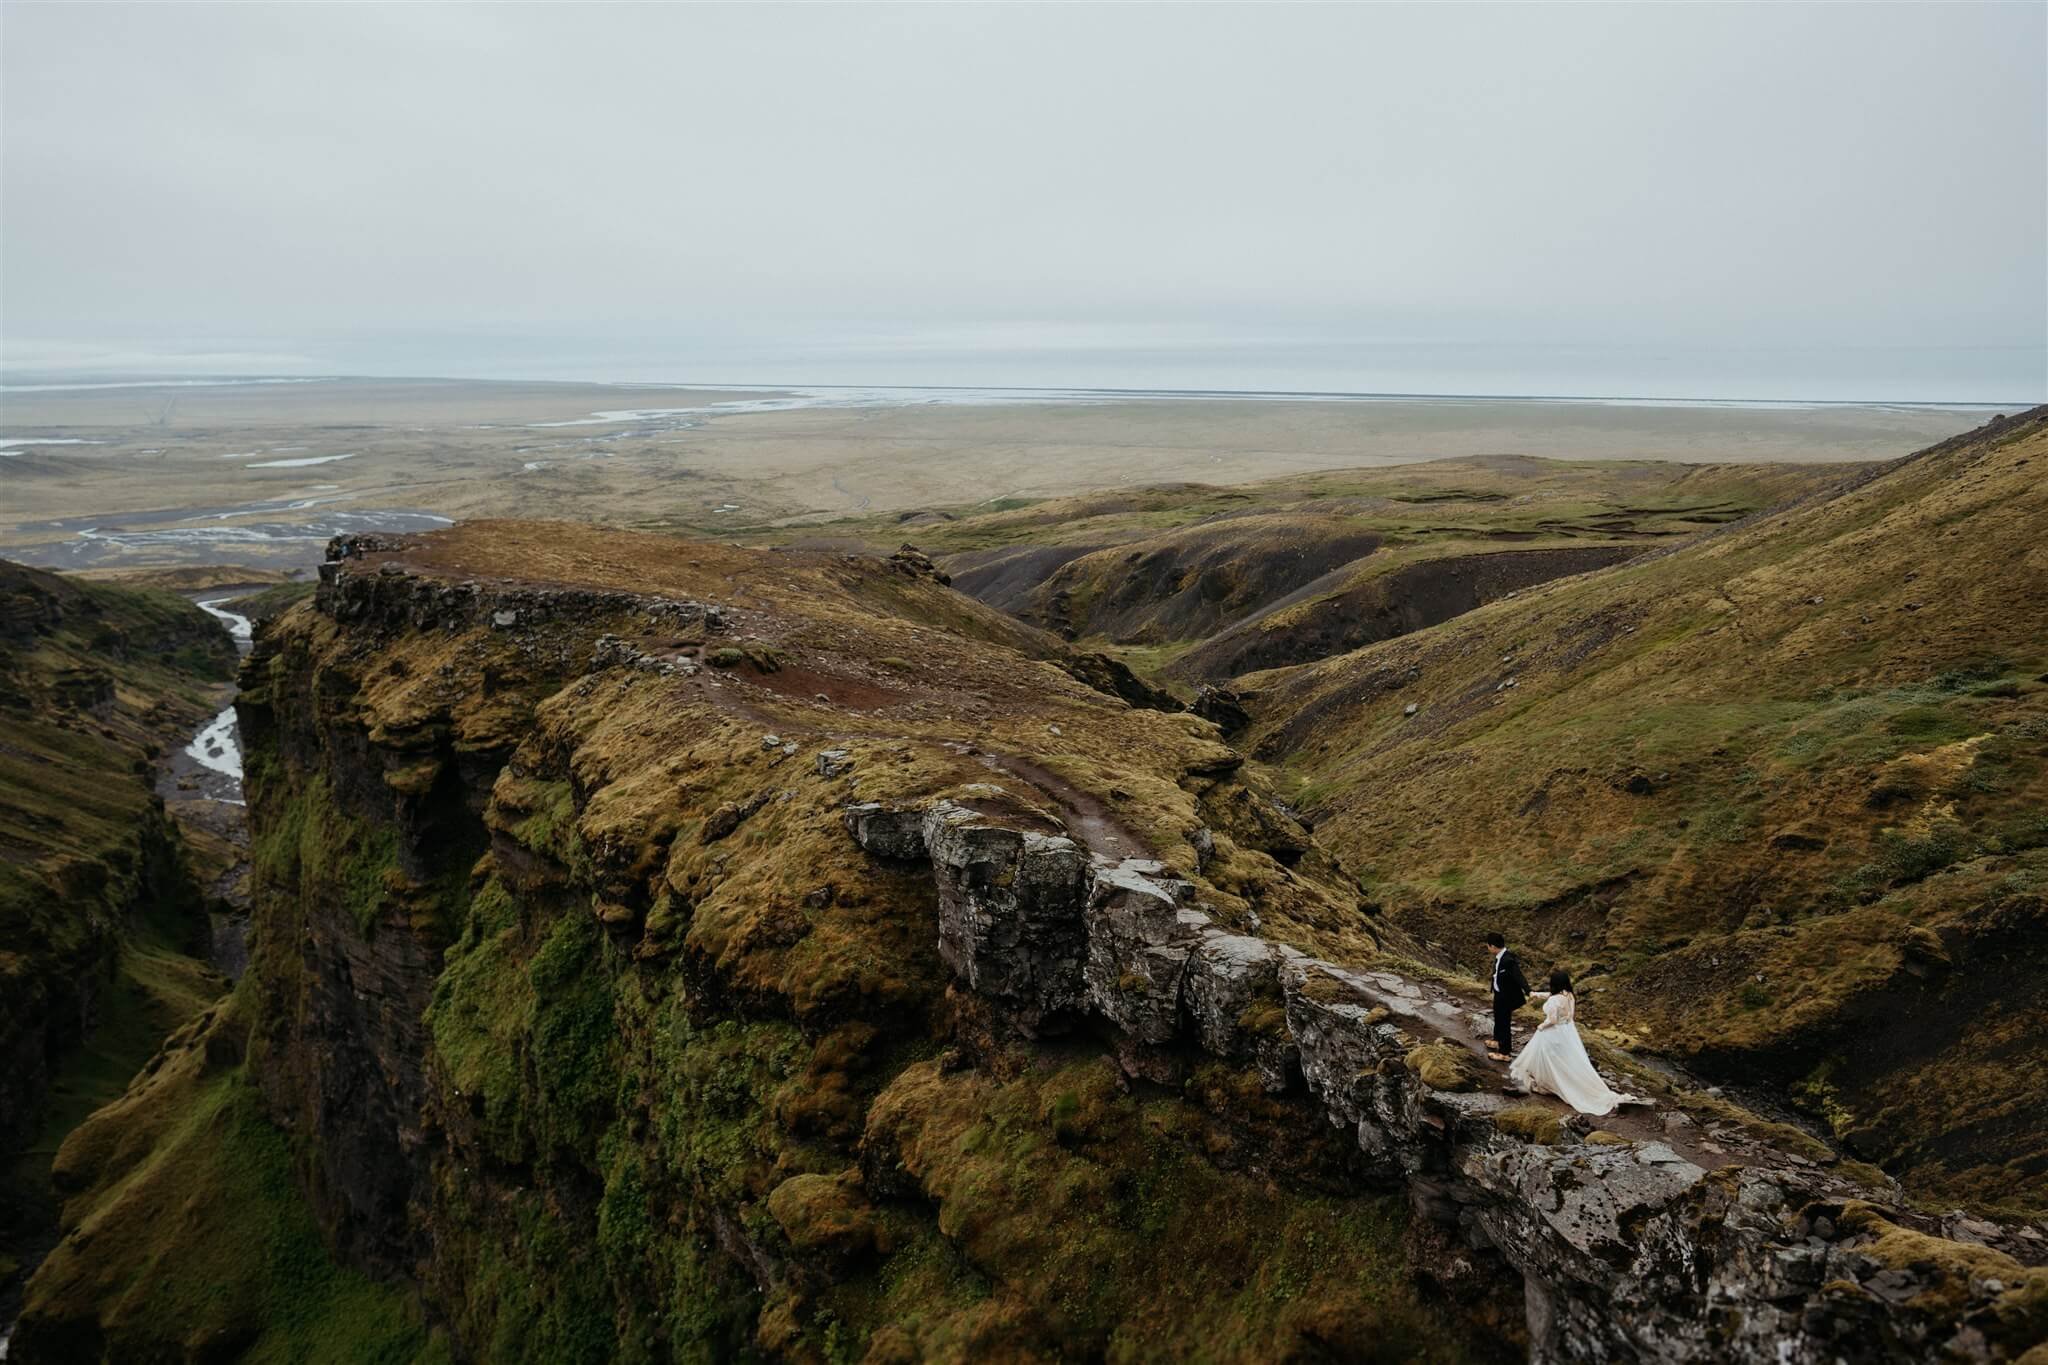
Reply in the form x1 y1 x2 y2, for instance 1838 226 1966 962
0 377 1999 569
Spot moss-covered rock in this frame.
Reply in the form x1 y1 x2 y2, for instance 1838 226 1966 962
12 999 435 1362
1495 1103 1566 1146
767 1170 885 1258
1403 1041 1483 1092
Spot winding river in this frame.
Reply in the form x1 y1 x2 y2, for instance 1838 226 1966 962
189 598 250 795
183 597 256 975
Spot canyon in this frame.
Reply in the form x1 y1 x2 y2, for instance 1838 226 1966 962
2 409 2045 1362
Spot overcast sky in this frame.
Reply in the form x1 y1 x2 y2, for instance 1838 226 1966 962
2 3 2042 399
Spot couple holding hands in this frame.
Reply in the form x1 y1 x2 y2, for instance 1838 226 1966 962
1483 932 1647 1117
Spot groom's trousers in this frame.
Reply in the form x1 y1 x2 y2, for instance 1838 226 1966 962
1492 996 1515 1054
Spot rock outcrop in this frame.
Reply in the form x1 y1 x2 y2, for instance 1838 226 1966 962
920 799 1092 1032
20 522 2043 1364
1057 650 1186 713
319 537 725 640
843 792 2048 1364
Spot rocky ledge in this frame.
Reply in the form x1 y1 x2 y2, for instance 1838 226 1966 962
844 794 2048 1364
318 534 726 639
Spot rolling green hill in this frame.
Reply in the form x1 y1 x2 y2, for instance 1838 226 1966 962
1235 408 2048 1211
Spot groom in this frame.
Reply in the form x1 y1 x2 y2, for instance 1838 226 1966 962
1483 931 1529 1063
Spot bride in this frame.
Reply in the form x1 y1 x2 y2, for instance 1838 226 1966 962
1508 971 1649 1116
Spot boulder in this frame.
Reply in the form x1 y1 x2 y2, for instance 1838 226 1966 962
1059 651 1185 713
1404 1041 1483 1093
1190 684 1253 735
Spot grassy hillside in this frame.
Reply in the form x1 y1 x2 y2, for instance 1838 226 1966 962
16 991 439 1362
23 503 2045 1361
1235 408 2048 1210
16 523 1511 1362
792 456 1855 687
0 561 243 1314
0 561 239 1134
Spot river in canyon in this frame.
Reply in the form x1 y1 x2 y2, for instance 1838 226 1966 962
0 591 263 1360
175 595 254 975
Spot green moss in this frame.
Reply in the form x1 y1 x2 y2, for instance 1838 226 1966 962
597 1140 655 1280
1834 1202 2048 1335
767 1170 881 1256
526 910 618 1151
506 778 584 869
656 1013 801 1206
847 1058 1496 1361
1403 1041 1482 1092
1495 1104 1565 1145
1873 821 1973 886
17 1017 431 1362
463 1195 619 1365
1298 972 1363 1006
426 881 538 1161
249 771 405 938
1235 999 1289 1038
1793 1062 1857 1140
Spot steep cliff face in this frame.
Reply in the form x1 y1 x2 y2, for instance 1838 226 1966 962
17 523 2046 1363
0 561 236 1308
31 524 1482 1363
0 562 234 1142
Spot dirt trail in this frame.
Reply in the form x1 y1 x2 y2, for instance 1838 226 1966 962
972 750 1147 862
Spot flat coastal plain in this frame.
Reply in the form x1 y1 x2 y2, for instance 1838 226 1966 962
0 376 2000 570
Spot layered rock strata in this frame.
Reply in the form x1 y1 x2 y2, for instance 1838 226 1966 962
845 795 2048 1365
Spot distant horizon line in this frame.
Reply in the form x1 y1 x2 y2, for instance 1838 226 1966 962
0 372 2034 411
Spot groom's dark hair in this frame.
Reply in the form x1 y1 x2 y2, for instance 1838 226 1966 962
1484 932 1505 948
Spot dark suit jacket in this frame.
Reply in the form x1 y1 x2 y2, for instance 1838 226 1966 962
1491 949 1530 1009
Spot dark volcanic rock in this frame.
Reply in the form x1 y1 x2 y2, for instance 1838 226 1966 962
1059 650 1186 713
1170 544 1644 683
1191 683 1254 736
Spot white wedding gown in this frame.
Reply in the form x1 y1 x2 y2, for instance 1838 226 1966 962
1508 993 1648 1116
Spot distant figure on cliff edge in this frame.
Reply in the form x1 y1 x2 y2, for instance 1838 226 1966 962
1509 969 1650 1116
1482 931 1528 1063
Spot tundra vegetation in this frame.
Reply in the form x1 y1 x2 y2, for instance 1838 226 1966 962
5 411 2047 1363
0 565 239 1295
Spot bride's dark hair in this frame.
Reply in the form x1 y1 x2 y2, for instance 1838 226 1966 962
1549 969 1572 994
